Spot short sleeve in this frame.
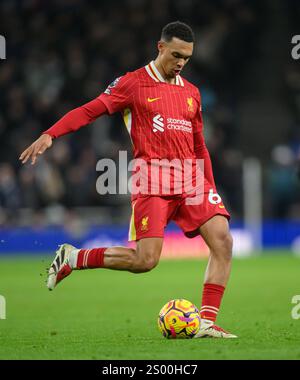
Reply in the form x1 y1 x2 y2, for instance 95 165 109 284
98 73 136 114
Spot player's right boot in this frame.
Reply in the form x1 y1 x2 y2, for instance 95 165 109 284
47 243 76 291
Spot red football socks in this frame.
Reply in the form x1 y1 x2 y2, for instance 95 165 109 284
200 283 225 322
76 248 106 269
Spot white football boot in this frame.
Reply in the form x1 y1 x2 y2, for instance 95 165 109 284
47 243 76 291
195 319 238 339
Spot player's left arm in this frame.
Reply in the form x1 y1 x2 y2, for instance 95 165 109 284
193 93 216 189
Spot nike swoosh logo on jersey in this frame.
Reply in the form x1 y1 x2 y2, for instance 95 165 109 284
147 97 161 103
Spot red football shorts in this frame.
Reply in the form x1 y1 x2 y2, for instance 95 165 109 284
128 190 230 241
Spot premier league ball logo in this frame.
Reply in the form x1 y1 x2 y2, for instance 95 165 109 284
104 76 122 95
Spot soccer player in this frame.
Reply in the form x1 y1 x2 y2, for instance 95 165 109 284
19 21 236 338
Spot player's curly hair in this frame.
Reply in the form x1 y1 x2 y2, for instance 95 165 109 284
161 21 195 43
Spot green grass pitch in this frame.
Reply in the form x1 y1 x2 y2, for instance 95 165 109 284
0 253 299 360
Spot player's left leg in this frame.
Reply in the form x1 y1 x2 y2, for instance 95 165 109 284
199 214 232 287
173 193 237 338
194 215 237 338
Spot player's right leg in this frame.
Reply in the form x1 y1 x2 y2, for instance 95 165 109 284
46 195 178 290
47 243 76 291
46 238 163 290
103 237 163 273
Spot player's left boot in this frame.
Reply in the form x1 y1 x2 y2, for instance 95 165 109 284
47 243 76 291
194 319 238 339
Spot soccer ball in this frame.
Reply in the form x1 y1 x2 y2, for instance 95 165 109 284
158 299 201 339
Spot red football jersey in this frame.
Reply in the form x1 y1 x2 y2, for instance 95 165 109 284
98 61 214 196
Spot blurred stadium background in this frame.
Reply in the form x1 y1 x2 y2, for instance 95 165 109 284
0 0 299 257
1 0 300 361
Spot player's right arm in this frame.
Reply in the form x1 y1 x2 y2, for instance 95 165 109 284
19 72 136 165
19 133 53 165
19 98 108 165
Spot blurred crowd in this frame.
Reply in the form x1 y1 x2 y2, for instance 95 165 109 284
270 0 300 220
1 0 294 227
